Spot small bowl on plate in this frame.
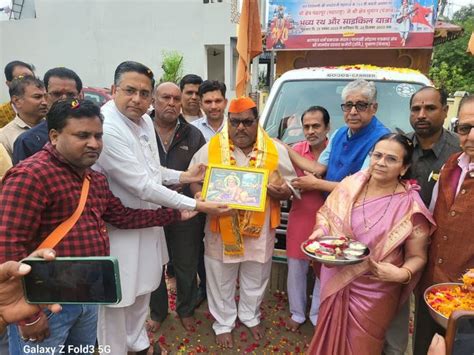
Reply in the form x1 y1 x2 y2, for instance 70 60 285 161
348 241 367 251
343 248 365 259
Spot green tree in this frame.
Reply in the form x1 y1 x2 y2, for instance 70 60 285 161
452 4 474 22
429 5 474 94
160 50 184 84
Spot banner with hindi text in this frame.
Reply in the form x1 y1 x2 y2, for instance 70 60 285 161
266 0 437 50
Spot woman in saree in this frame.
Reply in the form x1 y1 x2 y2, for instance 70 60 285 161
307 133 436 355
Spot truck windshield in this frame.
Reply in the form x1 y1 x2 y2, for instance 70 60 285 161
263 79 424 144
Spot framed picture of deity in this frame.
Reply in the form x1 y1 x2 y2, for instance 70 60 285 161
202 164 269 212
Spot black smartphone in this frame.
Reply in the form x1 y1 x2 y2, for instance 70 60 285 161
21 257 122 304
446 311 474 355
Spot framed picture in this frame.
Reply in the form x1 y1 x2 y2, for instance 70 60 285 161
202 164 269 212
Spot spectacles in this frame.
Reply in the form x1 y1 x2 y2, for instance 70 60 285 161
457 124 474 136
341 102 371 112
117 86 151 99
229 118 257 128
369 151 402 165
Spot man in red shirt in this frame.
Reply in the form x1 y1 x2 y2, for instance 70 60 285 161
287 106 330 331
0 99 196 355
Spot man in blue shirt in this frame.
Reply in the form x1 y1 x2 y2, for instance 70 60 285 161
191 80 227 142
12 67 82 164
291 79 389 192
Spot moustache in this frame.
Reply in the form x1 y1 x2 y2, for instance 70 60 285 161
415 121 431 127
307 135 324 143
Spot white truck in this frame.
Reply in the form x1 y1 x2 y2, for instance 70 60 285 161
260 65 432 144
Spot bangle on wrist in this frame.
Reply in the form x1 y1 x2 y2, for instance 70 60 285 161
401 267 412 284
17 311 42 327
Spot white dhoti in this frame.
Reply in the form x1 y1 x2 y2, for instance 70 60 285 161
98 293 151 354
192 135 297 336
205 255 272 335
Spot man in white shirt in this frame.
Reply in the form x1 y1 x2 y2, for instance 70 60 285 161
0 60 34 128
190 97 297 349
191 80 227 142
95 61 229 355
0 76 47 158
191 80 229 306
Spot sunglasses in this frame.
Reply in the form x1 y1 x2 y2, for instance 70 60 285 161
341 102 371 112
229 118 257 128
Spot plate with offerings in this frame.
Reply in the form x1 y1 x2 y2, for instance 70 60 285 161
301 236 370 266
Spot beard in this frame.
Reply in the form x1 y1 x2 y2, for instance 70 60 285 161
414 122 439 138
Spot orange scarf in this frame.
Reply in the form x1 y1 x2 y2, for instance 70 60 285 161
208 125 281 255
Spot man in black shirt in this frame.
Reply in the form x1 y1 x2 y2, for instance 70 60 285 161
406 87 460 206
148 82 206 333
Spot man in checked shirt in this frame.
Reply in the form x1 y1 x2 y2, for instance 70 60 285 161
0 99 200 355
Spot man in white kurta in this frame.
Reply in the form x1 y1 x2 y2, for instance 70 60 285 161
190 97 297 349
94 61 229 354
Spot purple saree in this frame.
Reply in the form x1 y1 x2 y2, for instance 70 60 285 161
308 171 435 355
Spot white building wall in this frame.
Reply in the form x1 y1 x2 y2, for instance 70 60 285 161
0 0 237 101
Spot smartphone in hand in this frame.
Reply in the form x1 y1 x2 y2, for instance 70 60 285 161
446 311 474 355
21 257 122 304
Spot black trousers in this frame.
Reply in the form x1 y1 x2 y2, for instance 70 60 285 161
149 216 204 320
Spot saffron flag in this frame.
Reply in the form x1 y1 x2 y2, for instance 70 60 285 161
235 0 263 97
411 3 433 28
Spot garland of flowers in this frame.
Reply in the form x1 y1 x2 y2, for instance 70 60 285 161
321 64 422 75
229 139 258 167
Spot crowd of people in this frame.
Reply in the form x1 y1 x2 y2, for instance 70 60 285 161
0 59 472 355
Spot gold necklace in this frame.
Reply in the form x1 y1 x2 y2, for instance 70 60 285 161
362 180 399 231
158 128 175 145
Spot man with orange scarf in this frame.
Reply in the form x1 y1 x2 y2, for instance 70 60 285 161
190 97 297 349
